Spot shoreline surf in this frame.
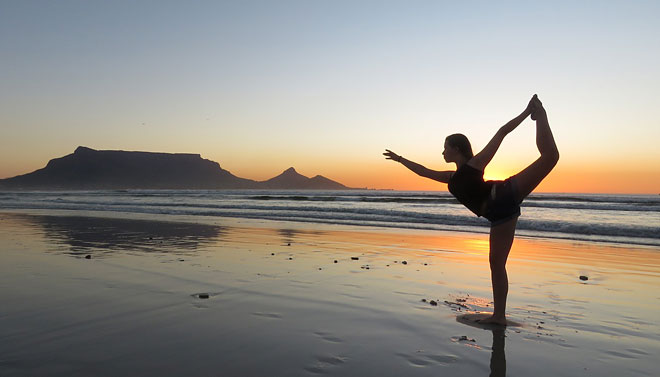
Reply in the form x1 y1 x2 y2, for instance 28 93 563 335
1 190 659 248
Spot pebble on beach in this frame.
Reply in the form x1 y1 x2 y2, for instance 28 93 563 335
198 293 210 299
351 257 359 260
85 255 91 259
429 300 438 306
402 261 408 265
579 275 589 281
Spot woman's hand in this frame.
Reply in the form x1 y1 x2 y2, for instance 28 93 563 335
383 149 402 162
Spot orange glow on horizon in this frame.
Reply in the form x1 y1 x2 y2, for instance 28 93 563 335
353 162 660 194
2 154 658 195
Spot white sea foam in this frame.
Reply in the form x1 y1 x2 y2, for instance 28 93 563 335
1 190 658 247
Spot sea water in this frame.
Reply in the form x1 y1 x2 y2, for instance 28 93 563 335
0 190 658 247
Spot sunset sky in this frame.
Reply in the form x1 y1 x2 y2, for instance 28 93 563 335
2 1 659 193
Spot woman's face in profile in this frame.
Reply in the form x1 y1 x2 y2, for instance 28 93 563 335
442 141 455 163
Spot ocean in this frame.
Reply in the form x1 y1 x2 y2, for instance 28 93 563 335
1 190 658 247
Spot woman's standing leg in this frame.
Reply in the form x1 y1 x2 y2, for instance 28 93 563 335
480 217 518 325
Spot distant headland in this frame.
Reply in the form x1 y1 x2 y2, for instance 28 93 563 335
0 146 351 190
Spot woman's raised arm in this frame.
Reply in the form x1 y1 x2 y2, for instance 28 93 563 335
468 95 537 171
383 149 453 183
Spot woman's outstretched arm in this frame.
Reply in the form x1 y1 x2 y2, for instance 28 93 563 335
469 95 537 171
383 149 453 183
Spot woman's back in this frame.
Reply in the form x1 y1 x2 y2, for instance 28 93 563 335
448 163 493 217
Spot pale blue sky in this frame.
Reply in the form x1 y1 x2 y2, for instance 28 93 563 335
2 1 659 192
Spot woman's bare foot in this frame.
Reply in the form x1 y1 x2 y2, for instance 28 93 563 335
530 95 545 121
476 315 508 326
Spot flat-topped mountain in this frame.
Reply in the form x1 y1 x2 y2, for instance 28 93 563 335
0 147 350 190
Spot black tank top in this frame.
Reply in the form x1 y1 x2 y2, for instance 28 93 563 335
448 164 493 217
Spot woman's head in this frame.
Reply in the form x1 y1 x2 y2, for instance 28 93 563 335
443 133 473 162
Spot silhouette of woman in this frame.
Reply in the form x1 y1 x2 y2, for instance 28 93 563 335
384 95 558 325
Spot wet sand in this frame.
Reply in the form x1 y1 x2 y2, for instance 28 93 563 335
1 210 659 376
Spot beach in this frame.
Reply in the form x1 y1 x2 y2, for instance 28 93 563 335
1 210 659 376
4 1 660 375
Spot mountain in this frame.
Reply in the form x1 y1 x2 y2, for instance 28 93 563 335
0 147 350 190
261 167 347 190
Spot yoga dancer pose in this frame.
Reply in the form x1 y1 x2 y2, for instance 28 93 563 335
384 94 558 325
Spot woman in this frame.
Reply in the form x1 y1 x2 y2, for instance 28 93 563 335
383 94 558 325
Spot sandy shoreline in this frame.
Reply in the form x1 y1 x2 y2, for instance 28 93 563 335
1 211 659 376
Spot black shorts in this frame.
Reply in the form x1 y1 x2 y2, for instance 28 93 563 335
483 178 521 226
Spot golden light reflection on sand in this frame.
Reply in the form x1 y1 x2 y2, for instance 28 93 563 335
2 211 660 376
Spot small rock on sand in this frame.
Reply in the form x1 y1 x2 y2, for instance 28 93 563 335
579 275 589 281
334 260 338 263
402 261 408 265
198 293 210 299
429 300 438 306
85 255 91 259
351 257 359 261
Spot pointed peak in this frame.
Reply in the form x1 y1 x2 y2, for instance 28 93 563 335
283 167 297 174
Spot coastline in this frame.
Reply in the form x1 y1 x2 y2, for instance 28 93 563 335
1 210 659 376
2 190 659 248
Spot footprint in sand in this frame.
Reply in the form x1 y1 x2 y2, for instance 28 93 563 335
396 352 458 367
603 348 649 359
313 331 343 343
191 292 214 299
339 292 365 300
303 354 348 374
251 312 282 319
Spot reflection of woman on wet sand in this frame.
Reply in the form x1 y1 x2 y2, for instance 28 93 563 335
489 327 506 377
384 95 559 325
